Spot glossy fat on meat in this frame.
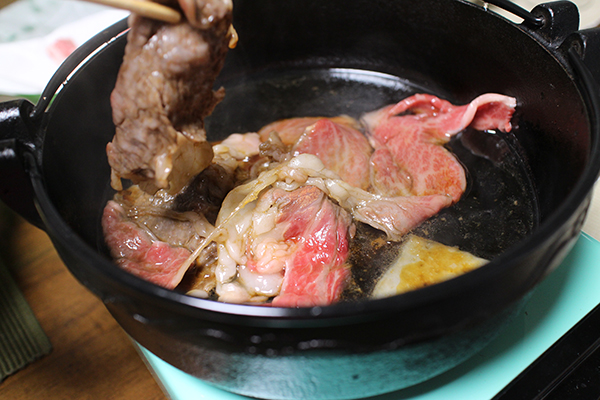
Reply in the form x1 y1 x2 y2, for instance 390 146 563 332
102 185 216 290
112 185 214 248
273 155 451 240
363 93 516 202
205 154 449 248
212 185 353 305
102 200 192 289
107 0 233 194
256 186 353 307
351 194 452 239
293 118 372 190
257 116 373 189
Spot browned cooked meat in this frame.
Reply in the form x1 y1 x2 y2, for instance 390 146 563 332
173 163 234 224
107 0 233 194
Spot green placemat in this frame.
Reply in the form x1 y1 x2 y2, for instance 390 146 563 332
0 256 52 381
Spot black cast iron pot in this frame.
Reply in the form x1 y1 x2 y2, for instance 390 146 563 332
2 0 600 398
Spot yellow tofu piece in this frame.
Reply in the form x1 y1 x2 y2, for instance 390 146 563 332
372 235 487 298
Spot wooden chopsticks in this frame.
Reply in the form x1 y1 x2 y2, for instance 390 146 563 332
81 0 181 23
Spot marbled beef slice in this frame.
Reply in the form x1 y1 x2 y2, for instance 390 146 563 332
107 0 233 194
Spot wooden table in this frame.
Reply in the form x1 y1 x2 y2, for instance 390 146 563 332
0 211 167 399
0 0 16 9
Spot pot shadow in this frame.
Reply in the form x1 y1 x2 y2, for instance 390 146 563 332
367 234 590 400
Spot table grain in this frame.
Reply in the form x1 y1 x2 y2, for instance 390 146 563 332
0 212 167 400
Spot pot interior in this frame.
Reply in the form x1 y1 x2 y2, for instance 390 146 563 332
39 0 591 313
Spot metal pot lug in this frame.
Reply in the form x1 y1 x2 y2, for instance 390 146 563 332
562 28 600 87
486 1 578 48
526 2 579 49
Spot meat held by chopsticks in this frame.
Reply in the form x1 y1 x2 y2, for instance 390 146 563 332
107 0 234 194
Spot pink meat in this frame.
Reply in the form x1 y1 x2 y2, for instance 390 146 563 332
249 186 352 307
102 200 191 289
293 119 372 190
258 117 323 146
354 194 453 239
257 115 361 146
369 147 413 197
363 93 516 202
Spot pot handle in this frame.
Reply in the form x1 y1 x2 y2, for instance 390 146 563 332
485 1 580 45
566 28 600 87
487 1 600 102
0 18 129 230
484 0 544 27
0 99 44 229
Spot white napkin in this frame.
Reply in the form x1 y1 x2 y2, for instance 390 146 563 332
0 6 128 95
